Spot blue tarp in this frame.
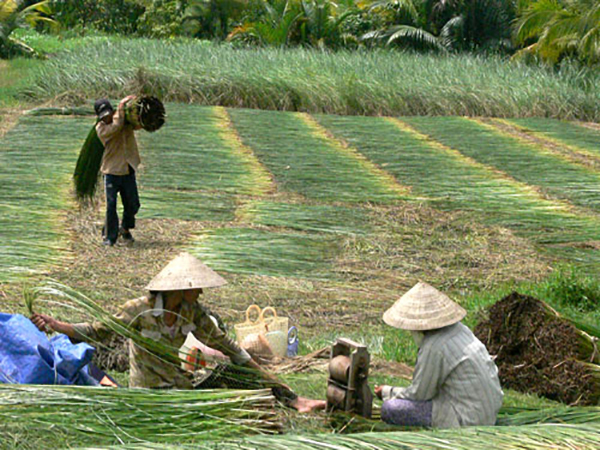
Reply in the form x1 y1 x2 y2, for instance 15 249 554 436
0 313 98 385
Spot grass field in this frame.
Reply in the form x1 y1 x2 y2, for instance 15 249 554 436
2 34 600 447
3 32 599 120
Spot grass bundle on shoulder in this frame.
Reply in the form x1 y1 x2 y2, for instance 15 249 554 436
73 125 104 202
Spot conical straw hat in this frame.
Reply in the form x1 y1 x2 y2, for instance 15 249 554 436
383 282 466 331
146 252 227 291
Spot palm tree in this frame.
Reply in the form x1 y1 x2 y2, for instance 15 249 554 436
0 0 55 58
514 0 600 64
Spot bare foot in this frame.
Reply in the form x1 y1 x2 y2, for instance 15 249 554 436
291 397 327 413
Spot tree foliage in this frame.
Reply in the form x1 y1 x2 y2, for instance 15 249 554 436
0 0 55 57
514 0 600 65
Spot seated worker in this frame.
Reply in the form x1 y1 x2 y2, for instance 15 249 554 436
31 252 325 413
374 282 503 428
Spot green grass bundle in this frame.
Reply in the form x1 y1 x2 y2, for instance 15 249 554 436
73 125 105 201
71 424 600 450
125 96 166 132
497 406 600 425
0 385 280 448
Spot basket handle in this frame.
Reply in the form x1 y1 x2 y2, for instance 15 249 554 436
245 305 262 324
260 306 278 321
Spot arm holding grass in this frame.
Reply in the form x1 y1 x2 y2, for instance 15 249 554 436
31 297 143 343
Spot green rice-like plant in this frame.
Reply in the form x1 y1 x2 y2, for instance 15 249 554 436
188 228 341 279
73 125 104 201
0 385 280 447
228 109 402 203
315 114 600 270
508 118 600 158
20 37 600 121
403 116 600 212
238 201 372 235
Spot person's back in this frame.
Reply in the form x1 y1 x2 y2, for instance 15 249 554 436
425 322 503 427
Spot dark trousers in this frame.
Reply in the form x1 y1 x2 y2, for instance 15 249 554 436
103 171 140 243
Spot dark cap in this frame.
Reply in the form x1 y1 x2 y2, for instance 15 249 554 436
94 99 114 119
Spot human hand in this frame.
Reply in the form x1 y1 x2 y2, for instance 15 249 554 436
119 95 137 108
374 385 384 400
30 313 57 333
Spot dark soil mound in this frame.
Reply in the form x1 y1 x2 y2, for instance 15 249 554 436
474 292 598 405
92 334 129 373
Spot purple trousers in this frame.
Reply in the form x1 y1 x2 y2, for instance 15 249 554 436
381 399 433 427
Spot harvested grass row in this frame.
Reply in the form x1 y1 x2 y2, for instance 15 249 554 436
314 114 600 269
75 424 600 450
0 116 88 282
497 406 600 425
138 188 237 223
404 116 600 212
237 201 372 235
489 119 600 172
0 385 280 447
228 108 402 203
188 228 341 280
21 38 600 120
508 118 600 158
136 105 269 195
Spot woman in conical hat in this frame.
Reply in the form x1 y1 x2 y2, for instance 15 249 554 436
375 282 503 429
31 252 325 413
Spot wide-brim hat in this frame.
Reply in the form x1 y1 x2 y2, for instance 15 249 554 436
146 252 227 291
383 281 466 331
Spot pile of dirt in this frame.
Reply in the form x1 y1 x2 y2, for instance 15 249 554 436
474 292 598 405
92 334 129 373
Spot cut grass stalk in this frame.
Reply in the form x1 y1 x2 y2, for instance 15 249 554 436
497 406 600 425
0 385 280 447
137 105 270 195
402 116 600 212
315 114 600 269
71 424 600 450
237 201 373 235
138 188 237 223
508 118 600 159
494 118 600 170
0 116 88 282
228 108 402 203
188 228 341 279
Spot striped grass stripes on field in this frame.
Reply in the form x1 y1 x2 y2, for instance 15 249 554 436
508 118 600 159
227 108 403 203
237 201 372 235
0 116 89 282
402 116 600 212
314 114 600 268
493 119 600 170
137 105 271 195
138 188 236 222
188 228 341 279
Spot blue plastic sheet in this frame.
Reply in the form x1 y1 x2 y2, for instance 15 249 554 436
0 313 98 385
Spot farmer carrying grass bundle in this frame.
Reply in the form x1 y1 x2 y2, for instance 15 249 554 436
95 96 141 246
375 282 503 428
30 252 325 413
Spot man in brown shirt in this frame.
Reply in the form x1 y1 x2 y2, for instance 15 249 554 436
95 96 141 246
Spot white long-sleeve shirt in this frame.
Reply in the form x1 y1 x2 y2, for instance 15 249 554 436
382 322 503 428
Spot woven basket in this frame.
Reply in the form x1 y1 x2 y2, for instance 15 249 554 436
234 305 267 344
261 307 288 358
